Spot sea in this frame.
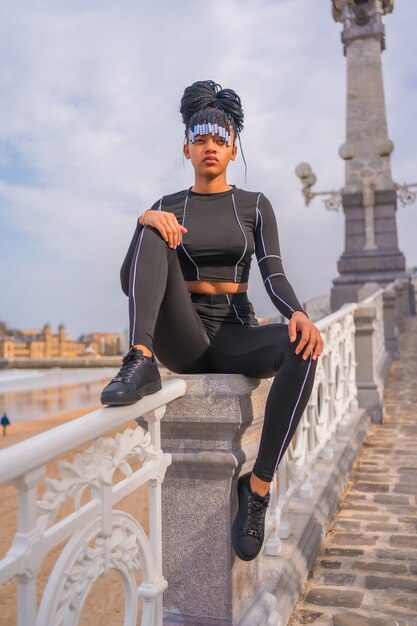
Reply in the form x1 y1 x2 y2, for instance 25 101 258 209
0 367 120 424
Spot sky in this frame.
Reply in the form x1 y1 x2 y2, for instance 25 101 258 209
1 0 416 340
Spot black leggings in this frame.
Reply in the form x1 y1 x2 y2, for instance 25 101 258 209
126 225 318 482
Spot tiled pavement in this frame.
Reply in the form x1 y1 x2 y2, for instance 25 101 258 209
287 314 417 626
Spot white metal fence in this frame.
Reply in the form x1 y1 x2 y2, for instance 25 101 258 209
263 279 406 556
264 300 359 555
0 378 187 626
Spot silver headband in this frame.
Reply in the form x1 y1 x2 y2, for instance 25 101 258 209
188 123 231 146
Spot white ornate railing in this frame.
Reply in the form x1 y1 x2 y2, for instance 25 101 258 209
0 378 187 626
264 301 359 554
264 279 405 556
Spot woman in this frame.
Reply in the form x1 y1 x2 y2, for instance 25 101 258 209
101 80 324 561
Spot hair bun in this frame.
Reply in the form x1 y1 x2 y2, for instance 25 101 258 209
180 80 244 134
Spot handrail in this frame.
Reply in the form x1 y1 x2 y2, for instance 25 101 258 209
0 378 187 484
314 300 358 329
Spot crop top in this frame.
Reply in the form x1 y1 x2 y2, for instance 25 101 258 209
120 185 308 321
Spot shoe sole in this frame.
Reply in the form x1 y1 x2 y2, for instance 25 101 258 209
100 379 162 406
231 474 258 562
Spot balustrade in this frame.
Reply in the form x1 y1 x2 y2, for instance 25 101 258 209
0 277 414 625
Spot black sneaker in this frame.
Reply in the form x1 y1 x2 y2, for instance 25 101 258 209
100 346 162 406
231 471 270 561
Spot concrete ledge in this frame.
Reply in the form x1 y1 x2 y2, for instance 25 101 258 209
137 373 273 625
259 408 370 626
137 371 371 625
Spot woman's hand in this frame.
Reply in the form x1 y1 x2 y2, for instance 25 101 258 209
288 311 324 361
142 210 188 249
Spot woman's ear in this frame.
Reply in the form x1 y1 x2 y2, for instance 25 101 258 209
183 141 191 160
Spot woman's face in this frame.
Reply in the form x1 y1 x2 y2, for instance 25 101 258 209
183 126 237 178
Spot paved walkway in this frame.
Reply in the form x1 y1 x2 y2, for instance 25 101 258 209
287 314 417 626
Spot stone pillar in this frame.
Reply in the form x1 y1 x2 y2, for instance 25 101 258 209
397 277 414 317
354 304 384 423
329 1 410 310
137 374 279 626
382 286 399 359
393 280 406 333
408 279 417 316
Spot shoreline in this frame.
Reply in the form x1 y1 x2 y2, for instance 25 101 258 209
0 357 124 369
0 403 103 450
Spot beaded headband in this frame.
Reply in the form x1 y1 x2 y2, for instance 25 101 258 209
188 123 231 146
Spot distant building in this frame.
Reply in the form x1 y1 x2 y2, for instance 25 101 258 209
81 332 124 356
257 315 285 325
0 323 123 359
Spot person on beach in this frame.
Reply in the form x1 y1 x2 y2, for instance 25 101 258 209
101 79 324 561
1 412 10 436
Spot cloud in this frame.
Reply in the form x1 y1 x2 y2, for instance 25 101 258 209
0 0 416 337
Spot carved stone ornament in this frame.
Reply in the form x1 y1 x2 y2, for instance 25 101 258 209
331 0 394 23
354 6 370 26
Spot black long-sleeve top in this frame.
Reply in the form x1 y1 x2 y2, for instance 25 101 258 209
120 185 308 320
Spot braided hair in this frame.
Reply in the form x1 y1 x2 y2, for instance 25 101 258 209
180 80 247 179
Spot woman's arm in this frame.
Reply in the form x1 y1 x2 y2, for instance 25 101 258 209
254 193 309 320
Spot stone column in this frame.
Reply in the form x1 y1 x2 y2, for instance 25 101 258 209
330 1 410 310
408 280 417 316
397 277 414 317
137 373 279 626
393 280 406 333
382 286 399 359
354 304 384 423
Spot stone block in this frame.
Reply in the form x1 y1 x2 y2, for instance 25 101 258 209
373 494 409 505
354 482 389 493
365 575 417 592
331 533 378 546
351 472 388 482
318 572 356 586
393 483 417 495
306 588 364 608
351 560 407 574
334 520 362 530
349 514 390 522
340 504 379 512
325 548 365 557
392 596 417 612
333 614 400 626
319 560 342 569
294 609 324 624
376 548 417 561
365 523 399 532
390 535 417 549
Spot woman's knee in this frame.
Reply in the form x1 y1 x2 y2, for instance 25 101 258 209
271 328 305 371
142 224 168 244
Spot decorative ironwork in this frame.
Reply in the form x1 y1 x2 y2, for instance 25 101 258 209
37 426 153 529
37 511 163 626
394 182 417 207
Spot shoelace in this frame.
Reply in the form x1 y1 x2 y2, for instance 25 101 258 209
110 348 145 383
244 494 269 538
